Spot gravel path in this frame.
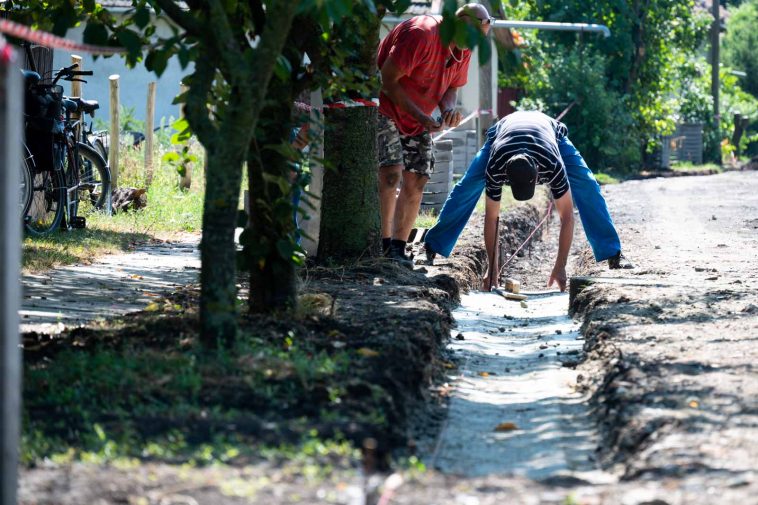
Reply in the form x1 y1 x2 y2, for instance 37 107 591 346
21 235 200 334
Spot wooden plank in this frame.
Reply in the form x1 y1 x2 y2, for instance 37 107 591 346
300 88 324 256
492 288 528 301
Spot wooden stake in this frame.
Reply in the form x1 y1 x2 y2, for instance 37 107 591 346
109 74 120 189
145 81 156 188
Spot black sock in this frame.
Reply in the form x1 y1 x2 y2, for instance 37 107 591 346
390 239 407 252
382 237 392 255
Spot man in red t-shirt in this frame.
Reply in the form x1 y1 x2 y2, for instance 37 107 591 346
377 3 493 267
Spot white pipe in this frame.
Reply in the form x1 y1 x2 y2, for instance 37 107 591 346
382 16 611 38
491 20 610 38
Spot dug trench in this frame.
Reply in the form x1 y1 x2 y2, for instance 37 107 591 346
19 193 552 503
27 173 753 503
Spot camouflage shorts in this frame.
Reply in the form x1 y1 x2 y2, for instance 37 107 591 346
377 114 435 177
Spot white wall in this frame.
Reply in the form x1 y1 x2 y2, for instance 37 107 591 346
52 16 191 128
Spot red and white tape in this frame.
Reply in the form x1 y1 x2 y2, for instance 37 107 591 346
0 18 126 55
0 34 14 64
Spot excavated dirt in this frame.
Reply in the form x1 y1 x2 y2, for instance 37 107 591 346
20 171 757 504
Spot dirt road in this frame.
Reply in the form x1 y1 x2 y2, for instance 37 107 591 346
398 170 757 504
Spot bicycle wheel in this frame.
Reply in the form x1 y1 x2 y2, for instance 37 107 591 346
76 142 111 213
25 166 66 237
20 146 33 220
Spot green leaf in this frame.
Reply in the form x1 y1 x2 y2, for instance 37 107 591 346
274 54 292 82
276 239 296 261
117 28 143 54
134 7 151 29
162 151 181 164
439 15 456 45
145 49 169 77
83 21 109 46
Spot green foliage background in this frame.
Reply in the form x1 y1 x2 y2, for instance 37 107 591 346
498 0 758 170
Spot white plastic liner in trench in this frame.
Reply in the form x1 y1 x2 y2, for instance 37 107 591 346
429 290 612 483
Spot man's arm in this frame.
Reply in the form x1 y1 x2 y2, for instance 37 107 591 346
547 190 575 292
380 57 442 132
438 87 463 128
482 196 501 291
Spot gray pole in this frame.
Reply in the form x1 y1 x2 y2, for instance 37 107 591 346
711 0 721 165
0 40 22 505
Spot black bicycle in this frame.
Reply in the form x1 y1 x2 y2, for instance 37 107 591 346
23 63 111 236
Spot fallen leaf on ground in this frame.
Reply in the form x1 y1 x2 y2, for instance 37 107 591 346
357 347 380 358
442 361 455 369
494 422 518 432
144 302 160 312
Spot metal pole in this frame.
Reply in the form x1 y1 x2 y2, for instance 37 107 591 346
0 38 22 505
381 16 611 38
711 0 721 165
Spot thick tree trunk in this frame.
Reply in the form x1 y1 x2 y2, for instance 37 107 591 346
200 140 246 345
318 107 380 259
247 98 298 313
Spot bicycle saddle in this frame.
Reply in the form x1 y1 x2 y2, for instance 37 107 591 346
72 97 100 115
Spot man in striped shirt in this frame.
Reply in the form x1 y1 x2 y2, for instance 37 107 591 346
377 4 493 267
424 110 633 290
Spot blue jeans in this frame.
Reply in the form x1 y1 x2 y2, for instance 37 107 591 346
424 126 621 261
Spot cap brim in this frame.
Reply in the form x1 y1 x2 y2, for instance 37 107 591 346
510 184 536 201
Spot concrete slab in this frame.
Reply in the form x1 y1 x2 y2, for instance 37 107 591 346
429 290 614 484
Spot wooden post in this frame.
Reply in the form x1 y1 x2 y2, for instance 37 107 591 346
300 88 324 256
178 83 192 190
70 55 83 137
0 45 23 505
70 55 82 98
109 74 120 189
145 81 156 188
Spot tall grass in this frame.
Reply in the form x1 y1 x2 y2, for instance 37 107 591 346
22 125 206 272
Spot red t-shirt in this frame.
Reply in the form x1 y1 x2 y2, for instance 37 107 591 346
377 15 471 136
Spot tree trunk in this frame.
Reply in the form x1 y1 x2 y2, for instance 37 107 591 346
318 107 380 259
247 98 298 313
199 139 246 345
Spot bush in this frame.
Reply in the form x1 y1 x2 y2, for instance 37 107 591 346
723 0 758 97
518 47 640 171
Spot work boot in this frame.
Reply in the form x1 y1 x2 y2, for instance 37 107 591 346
424 243 437 266
387 240 414 269
608 251 634 269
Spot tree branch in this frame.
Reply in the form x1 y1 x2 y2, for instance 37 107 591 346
184 53 219 146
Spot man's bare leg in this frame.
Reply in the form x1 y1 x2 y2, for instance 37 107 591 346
379 164 403 252
393 171 428 242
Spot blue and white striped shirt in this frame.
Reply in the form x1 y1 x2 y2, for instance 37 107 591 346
486 111 570 201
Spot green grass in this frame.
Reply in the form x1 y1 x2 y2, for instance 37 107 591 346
670 161 722 173
414 209 438 229
21 300 396 469
22 138 205 272
595 172 620 185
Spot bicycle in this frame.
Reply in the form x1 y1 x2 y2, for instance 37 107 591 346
23 63 111 235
